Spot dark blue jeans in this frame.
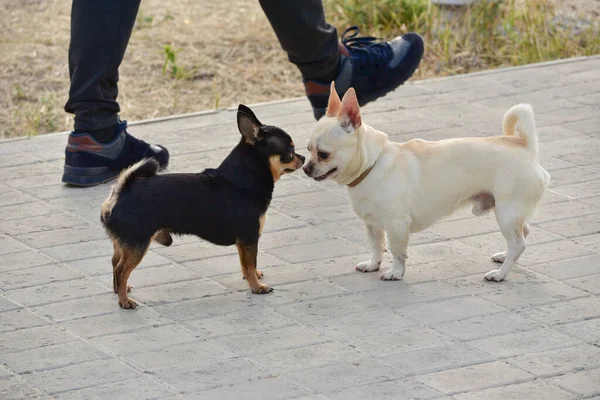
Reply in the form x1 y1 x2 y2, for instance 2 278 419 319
64 0 340 131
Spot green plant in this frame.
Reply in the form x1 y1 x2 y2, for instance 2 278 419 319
135 10 154 29
162 44 188 79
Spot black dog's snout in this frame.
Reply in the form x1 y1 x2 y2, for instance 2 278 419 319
297 154 306 164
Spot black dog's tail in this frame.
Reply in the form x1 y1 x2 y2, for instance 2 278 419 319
100 158 159 223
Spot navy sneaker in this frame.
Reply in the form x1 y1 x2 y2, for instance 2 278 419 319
62 121 169 187
305 26 425 120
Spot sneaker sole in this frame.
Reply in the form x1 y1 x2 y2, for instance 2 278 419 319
62 163 168 187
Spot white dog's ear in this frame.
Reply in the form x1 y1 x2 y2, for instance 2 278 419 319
339 88 361 131
326 82 342 117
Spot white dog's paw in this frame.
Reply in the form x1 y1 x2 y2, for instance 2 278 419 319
380 268 404 281
484 269 506 282
356 260 381 272
491 252 506 263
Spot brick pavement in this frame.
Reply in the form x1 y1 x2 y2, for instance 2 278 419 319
0 56 599 399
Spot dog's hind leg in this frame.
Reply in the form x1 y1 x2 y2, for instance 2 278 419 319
486 203 526 282
113 243 149 309
490 221 530 263
356 223 385 273
111 241 124 293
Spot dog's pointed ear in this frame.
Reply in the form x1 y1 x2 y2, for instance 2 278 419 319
326 82 342 117
237 104 263 144
339 88 362 131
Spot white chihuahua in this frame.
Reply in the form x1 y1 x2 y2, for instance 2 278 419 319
303 83 550 282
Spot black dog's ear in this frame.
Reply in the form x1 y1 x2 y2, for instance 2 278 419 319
237 104 263 144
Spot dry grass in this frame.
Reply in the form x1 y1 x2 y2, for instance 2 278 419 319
1 0 598 139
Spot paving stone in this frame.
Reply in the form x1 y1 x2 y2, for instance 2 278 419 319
507 344 600 376
2 340 108 373
33 293 123 322
42 239 114 262
0 201 58 222
153 292 261 321
0 375 44 399
91 323 202 355
479 280 588 309
396 296 501 325
267 238 369 264
126 340 236 372
328 267 433 292
256 341 365 374
0 324 76 354
528 254 600 280
62 307 173 338
346 325 454 357
453 380 573 400
285 358 402 394
185 252 286 277
431 311 540 341
520 296 600 325
22 358 139 395
154 357 270 393
53 377 176 400
0 263 83 291
71 251 172 276
0 308 49 332
216 325 326 356
0 250 56 273
550 367 600 397
415 361 533 394
362 280 469 307
468 327 579 358
187 377 307 400
186 307 294 338
210 263 319 293
558 318 600 347
6 278 107 307
16 225 107 249
0 234 29 255
566 273 600 295
128 277 228 305
539 214 600 238
381 343 494 375
327 378 442 400
316 309 417 340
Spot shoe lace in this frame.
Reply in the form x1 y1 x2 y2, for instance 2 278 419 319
341 26 392 72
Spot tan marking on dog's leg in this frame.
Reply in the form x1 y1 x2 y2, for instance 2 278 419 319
236 242 272 294
112 241 123 293
115 245 148 309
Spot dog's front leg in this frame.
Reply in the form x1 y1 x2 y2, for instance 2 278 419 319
381 224 409 281
236 241 273 294
356 223 385 273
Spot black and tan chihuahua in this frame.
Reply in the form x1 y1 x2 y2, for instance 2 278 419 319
100 105 305 309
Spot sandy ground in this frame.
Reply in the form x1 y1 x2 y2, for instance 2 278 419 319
1 0 598 139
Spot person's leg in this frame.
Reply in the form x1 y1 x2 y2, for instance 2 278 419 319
259 0 425 120
62 0 169 187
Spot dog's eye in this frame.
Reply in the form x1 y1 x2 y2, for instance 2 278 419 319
318 151 329 161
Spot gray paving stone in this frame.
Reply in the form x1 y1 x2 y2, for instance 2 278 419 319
380 343 494 376
550 367 600 397
210 263 319 293
2 340 108 373
519 296 600 325
453 380 573 400
467 327 579 358
528 254 600 280
153 292 261 321
33 293 123 322
327 378 442 400
478 280 589 309
557 317 600 347
267 238 369 264
362 280 469 307
316 309 417 340
396 296 501 325
128 277 228 305
415 361 532 394
126 340 236 372
0 308 49 333
285 358 402 394
6 278 108 307
21 358 140 395
187 377 308 400
431 311 541 341
0 250 56 273
16 224 107 249
0 375 44 399
42 238 113 262
0 263 83 291
566 273 600 295
0 234 29 255
507 344 600 376
0 325 77 354
53 377 176 400
90 323 202 355
154 357 269 393
216 325 326 356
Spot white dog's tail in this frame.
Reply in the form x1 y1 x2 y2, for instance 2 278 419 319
503 103 539 161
